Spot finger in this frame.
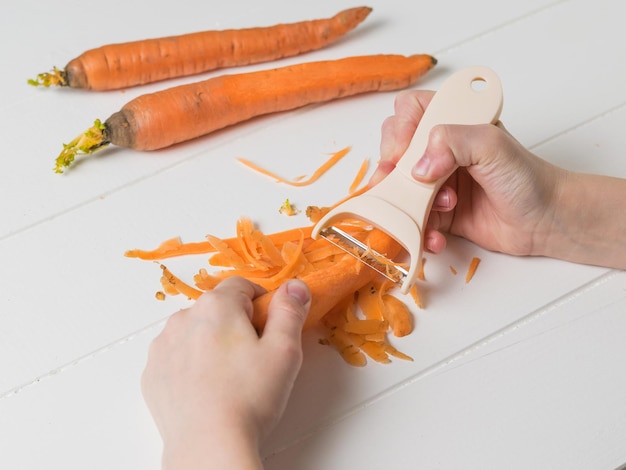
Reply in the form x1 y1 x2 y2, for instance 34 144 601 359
423 229 447 254
261 279 311 350
195 276 266 322
370 90 435 186
431 185 457 212
412 123 505 183
369 155 396 187
212 275 267 299
411 125 458 182
374 91 433 170
389 90 435 158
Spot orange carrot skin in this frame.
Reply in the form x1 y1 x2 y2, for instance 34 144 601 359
105 53 437 150
64 7 372 90
252 228 402 331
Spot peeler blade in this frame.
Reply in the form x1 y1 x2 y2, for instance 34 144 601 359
318 226 408 284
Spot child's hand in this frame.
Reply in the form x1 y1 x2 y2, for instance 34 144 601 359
370 89 564 258
141 277 311 470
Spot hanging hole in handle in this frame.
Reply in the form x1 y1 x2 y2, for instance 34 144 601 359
471 77 487 92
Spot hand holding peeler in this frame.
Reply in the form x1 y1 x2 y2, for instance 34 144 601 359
312 66 504 294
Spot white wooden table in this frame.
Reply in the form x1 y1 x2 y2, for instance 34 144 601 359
1 1 625 468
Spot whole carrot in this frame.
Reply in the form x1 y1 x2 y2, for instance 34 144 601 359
54 53 437 173
29 7 372 91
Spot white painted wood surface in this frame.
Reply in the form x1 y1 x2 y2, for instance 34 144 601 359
1 0 624 468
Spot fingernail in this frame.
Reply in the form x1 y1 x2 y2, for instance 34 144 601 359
370 160 394 186
286 280 311 307
369 167 382 186
434 188 450 210
412 155 430 178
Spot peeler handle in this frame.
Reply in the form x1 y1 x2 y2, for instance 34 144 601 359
313 66 504 294
372 65 503 243
393 66 503 178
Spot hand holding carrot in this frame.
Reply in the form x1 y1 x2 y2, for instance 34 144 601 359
371 89 626 269
141 277 311 470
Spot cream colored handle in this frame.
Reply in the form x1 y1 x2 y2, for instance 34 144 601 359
394 66 503 175
379 66 503 225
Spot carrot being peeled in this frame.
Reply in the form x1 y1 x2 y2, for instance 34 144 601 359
54 53 437 173
252 227 402 330
138 223 402 322
29 7 373 91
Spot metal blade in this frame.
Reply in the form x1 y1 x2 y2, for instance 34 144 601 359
319 226 407 284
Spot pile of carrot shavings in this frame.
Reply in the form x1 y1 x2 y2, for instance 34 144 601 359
319 279 414 366
125 214 420 366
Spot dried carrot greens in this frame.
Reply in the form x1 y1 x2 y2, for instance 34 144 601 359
278 198 300 216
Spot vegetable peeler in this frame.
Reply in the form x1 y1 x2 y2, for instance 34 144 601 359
311 66 504 294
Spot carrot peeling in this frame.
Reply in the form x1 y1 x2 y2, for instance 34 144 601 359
381 294 413 337
409 283 424 309
349 158 369 194
418 257 426 281
159 265 203 300
124 226 313 261
308 184 369 223
238 146 351 186
465 257 481 283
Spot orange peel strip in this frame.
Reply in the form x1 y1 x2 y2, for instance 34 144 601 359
349 158 369 193
465 257 481 283
237 146 351 187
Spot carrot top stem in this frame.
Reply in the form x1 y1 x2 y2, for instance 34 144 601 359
54 119 110 173
28 66 68 87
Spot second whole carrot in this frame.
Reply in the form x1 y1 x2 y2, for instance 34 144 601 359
55 53 437 173
30 7 372 91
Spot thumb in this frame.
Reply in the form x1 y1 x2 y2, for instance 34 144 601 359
261 279 311 345
411 123 501 183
